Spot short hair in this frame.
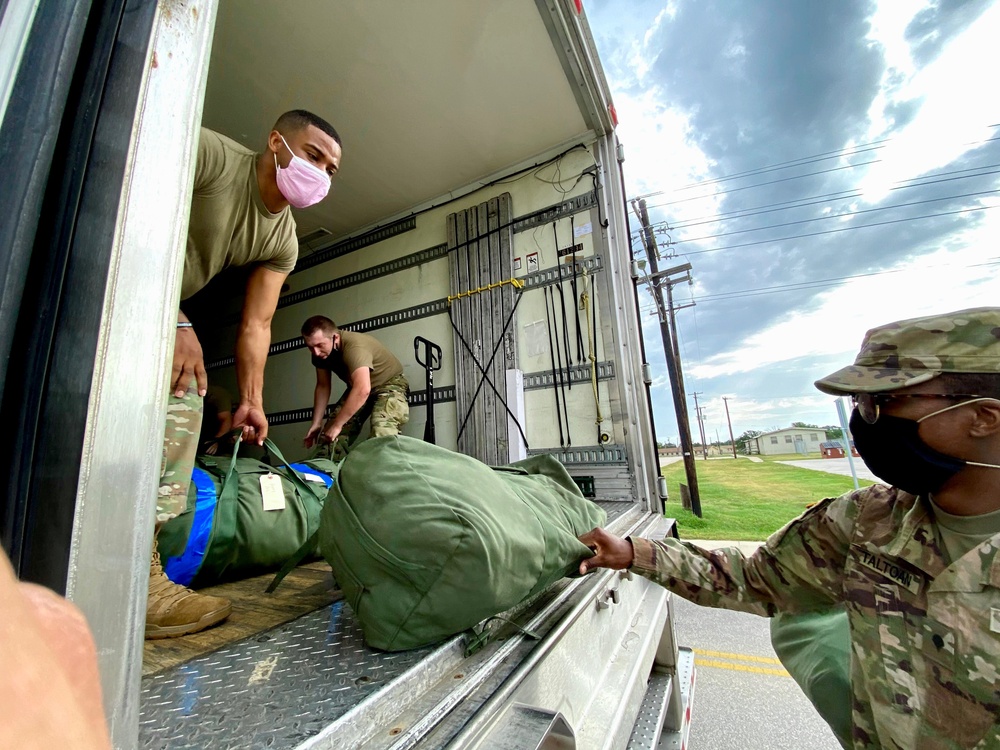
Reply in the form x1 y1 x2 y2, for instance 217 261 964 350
933 372 1000 400
301 315 338 337
274 110 341 147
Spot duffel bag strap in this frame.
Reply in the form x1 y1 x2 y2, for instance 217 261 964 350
215 435 243 515
263 437 329 504
265 529 320 594
197 435 244 579
464 616 541 657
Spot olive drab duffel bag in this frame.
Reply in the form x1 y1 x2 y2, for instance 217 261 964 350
317 435 607 652
157 437 336 588
770 608 853 749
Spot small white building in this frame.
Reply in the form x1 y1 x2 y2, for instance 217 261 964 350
749 427 826 456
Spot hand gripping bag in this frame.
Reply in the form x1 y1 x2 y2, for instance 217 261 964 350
318 435 606 651
157 437 334 588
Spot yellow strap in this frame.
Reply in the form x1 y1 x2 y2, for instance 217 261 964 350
447 277 524 305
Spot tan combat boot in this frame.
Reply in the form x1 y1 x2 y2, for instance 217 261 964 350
146 548 232 639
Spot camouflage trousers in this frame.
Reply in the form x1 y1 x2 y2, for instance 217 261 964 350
157 384 204 524
324 373 409 460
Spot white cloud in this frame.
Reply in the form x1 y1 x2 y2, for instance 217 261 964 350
631 4 677 81
614 87 715 202
592 0 1000 439
687 207 1000 380
680 394 852 442
860 1 1000 200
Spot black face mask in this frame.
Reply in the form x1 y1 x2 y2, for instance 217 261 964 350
849 409 967 496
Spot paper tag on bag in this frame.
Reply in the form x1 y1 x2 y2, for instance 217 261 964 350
260 473 286 511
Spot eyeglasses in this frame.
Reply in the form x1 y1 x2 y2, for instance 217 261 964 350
852 393 983 425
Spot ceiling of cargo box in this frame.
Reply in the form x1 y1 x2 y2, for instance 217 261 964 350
202 0 592 244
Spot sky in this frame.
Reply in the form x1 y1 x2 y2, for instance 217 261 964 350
585 0 1000 446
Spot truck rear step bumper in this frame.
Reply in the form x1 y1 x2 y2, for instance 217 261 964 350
626 648 696 750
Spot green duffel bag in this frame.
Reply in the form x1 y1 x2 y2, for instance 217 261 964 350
318 435 606 651
770 607 852 749
158 437 334 588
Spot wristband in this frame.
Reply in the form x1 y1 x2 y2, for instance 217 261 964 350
176 322 194 329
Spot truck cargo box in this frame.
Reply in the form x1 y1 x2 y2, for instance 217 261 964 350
0 1 692 747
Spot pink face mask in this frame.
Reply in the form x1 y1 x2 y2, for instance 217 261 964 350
273 134 331 208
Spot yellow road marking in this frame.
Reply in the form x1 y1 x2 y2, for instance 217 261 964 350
695 658 790 677
692 648 790 677
693 648 783 665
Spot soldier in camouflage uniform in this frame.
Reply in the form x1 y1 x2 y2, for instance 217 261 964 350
301 315 410 460
579 307 1000 749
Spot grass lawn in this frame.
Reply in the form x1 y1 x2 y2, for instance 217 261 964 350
661 458 874 541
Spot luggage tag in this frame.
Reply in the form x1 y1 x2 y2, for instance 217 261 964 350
260 473 286 511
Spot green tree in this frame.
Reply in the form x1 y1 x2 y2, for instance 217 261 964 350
823 425 844 440
735 429 763 454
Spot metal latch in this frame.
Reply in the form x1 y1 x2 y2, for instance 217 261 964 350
596 586 620 610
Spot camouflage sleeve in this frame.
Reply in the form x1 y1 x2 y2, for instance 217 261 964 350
630 490 864 616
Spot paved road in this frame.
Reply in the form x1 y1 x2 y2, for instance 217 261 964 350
671 541 842 749
778 457 881 483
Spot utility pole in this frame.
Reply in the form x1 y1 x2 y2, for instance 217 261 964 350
698 410 708 459
723 396 738 458
691 392 708 461
633 198 701 517
716 428 722 456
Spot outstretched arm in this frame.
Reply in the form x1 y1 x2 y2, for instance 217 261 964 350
322 366 371 443
233 265 286 444
305 368 332 447
579 490 863 616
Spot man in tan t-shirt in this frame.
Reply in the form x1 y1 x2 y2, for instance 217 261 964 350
301 315 409 460
149 110 342 639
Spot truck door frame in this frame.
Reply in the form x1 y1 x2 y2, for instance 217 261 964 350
0 1 218 746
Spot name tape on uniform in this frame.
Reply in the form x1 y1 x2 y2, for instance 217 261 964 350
260 473 286 511
858 549 922 595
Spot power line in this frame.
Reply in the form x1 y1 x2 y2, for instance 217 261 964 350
695 261 1000 302
636 258 1000 310
629 161 1000 244
647 159 882 209
668 205 997 258
633 132 1000 202
668 188 1000 245
634 137 894 200
666 141 891 192
659 164 1000 231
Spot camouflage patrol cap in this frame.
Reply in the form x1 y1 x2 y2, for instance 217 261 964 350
815 307 1000 395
